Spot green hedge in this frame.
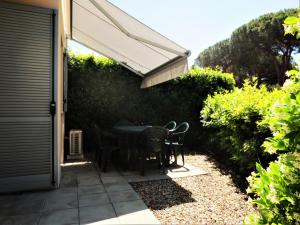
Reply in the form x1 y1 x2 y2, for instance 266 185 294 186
243 15 300 225
67 53 235 149
201 81 284 175
245 72 300 225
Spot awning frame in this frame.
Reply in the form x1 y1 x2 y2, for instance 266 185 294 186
71 39 145 77
70 0 190 87
89 0 189 58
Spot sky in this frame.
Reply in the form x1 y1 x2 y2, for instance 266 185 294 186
69 0 299 66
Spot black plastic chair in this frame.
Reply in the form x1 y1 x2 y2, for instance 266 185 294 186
163 121 177 132
93 124 119 172
137 126 169 176
165 122 189 166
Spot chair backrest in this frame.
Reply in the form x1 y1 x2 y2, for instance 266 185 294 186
163 121 177 131
174 122 189 133
140 126 169 153
169 122 189 145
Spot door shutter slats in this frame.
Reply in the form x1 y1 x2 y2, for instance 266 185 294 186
0 4 53 192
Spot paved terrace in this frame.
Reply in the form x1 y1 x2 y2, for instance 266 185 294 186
0 161 206 225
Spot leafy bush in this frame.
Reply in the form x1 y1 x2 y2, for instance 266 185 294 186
262 72 300 155
244 15 300 225
245 153 300 225
166 68 235 146
201 81 284 174
245 73 300 224
67 53 235 150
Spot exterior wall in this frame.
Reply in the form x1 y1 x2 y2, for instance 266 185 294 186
3 0 70 188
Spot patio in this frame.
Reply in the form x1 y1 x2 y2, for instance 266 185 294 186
0 159 206 225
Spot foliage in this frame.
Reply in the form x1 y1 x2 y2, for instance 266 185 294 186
197 39 232 73
245 153 300 225
244 14 300 225
67 54 235 149
245 81 300 223
284 12 300 38
198 9 300 86
167 68 235 146
262 71 300 155
201 82 284 174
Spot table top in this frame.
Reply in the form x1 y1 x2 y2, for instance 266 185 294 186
112 125 152 134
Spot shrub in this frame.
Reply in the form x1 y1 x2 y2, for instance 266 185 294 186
245 71 300 225
262 71 300 155
245 15 300 224
245 152 300 225
165 68 235 147
201 81 284 174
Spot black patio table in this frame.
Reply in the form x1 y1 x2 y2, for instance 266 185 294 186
112 125 152 169
112 125 151 135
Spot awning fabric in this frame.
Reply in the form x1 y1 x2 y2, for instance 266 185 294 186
71 0 190 88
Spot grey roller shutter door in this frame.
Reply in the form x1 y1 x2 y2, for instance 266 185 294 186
0 3 54 192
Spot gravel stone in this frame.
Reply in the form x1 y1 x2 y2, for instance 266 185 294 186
131 154 255 225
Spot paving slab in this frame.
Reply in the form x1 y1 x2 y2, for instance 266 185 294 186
0 213 40 225
100 170 121 178
117 210 160 224
43 187 77 200
100 176 127 184
112 200 148 216
79 193 110 207
80 217 120 225
78 176 101 186
60 175 78 187
43 195 78 211
79 204 117 224
78 184 105 196
108 189 140 203
77 171 99 179
13 198 46 216
39 208 78 225
113 200 160 224
104 182 133 193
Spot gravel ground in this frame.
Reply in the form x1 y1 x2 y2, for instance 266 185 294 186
131 154 256 225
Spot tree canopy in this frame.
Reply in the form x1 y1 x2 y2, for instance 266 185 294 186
197 9 300 86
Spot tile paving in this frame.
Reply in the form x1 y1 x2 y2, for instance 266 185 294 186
0 160 206 224
0 162 160 225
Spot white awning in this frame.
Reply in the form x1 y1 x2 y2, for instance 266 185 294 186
71 0 190 88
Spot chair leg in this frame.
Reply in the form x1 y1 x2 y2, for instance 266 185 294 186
165 145 171 167
181 147 185 166
173 146 178 165
101 149 107 172
95 148 98 162
161 151 165 174
96 149 100 167
140 149 146 176
156 152 161 169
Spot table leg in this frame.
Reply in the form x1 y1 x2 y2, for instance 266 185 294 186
118 135 130 170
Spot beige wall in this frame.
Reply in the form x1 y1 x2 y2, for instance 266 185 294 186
4 0 70 187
